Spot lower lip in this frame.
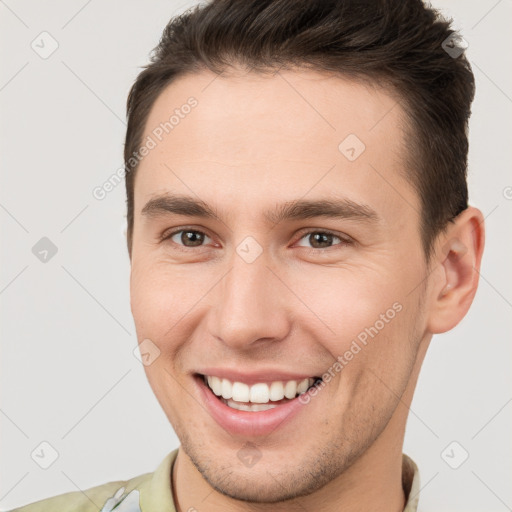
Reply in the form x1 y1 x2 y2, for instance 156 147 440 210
195 375 309 437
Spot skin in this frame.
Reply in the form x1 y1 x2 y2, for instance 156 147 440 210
129 68 485 511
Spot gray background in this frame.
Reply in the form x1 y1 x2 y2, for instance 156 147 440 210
1 1 511 510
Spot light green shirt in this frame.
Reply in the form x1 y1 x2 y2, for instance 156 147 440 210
10 450 421 511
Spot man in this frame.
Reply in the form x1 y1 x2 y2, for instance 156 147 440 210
12 0 484 510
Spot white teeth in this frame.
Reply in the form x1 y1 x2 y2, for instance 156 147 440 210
250 383 270 403
205 375 315 405
222 398 279 412
296 378 310 394
284 380 298 399
210 376 222 396
221 379 232 399
232 382 250 402
269 381 285 401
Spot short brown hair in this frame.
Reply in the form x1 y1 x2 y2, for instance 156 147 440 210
124 0 475 258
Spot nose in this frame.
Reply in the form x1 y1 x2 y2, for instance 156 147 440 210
207 249 292 350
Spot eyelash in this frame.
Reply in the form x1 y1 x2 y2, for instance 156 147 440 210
159 227 353 252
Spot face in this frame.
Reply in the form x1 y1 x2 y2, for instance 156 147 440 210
129 69 431 502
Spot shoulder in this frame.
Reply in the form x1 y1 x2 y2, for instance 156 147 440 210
9 471 152 512
9 449 180 512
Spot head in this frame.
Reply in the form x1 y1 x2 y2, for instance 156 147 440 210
126 0 484 504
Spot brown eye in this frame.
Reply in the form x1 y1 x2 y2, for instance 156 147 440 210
296 231 349 249
167 230 211 247
309 232 335 248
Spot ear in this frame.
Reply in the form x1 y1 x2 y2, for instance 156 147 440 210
426 206 485 334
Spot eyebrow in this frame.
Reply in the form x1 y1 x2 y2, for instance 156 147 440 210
141 194 221 221
266 197 379 225
141 193 380 225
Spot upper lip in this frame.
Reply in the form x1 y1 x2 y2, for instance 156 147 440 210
196 368 319 386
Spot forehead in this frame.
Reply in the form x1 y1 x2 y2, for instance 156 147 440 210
134 68 418 224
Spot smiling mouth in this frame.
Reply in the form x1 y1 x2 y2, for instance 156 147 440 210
200 374 322 412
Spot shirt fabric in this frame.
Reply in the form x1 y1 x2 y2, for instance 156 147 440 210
11 449 421 511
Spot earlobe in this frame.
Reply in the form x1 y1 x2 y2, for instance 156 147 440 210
427 206 485 334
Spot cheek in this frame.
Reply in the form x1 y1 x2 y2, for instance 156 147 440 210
291 265 402 336
291 264 420 378
130 258 208 337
